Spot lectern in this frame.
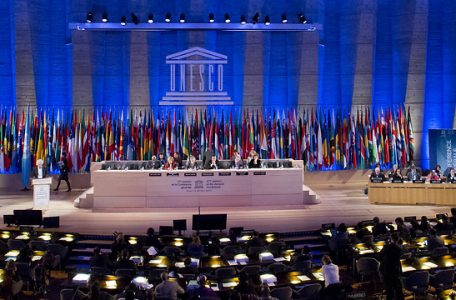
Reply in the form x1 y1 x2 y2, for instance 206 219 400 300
32 177 52 209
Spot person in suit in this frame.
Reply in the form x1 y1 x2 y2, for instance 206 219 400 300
201 148 214 168
388 164 399 179
205 155 219 170
406 163 420 181
164 156 177 171
150 155 161 170
370 167 385 182
33 159 47 179
54 153 71 192
380 233 404 300
447 168 456 183
248 153 262 169
173 152 183 169
185 155 198 170
231 151 244 169
158 153 166 167
427 169 440 182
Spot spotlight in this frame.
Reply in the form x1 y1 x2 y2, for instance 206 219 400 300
224 13 231 23
120 16 127 26
86 12 93 23
240 15 247 25
281 13 287 23
147 14 154 23
252 13 259 24
179 13 185 23
209 13 214 23
131 13 139 24
264 16 270 25
299 14 307 24
165 13 171 22
102 12 108 23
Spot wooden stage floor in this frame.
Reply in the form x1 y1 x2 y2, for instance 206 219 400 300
0 181 453 236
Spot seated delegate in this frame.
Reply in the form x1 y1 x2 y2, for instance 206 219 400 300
248 153 262 169
370 167 386 182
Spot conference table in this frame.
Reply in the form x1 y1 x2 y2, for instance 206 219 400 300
91 160 306 209
368 182 456 205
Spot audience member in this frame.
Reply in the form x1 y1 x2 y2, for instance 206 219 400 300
321 255 341 299
114 249 137 270
427 229 445 251
90 247 110 269
188 275 218 299
372 217 388 237
187 235 204 258
394 217 410 241
153 271 185 300
379 233 404 300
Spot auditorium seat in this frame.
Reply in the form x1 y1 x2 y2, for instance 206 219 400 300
429 269 455 295
268 241 285 257
221 245 241 260
241 265 261 276
115 268 136 278
295 283 322 300
431 246 449 258
60 289 75 300
355 257 380 281
402 271 430 298
29 240 48 251
7 239 26 250
247 246 265 259
270 286 293 300
215 267 236 280
162 246 181 258
293 260 312 273
268 262 288 274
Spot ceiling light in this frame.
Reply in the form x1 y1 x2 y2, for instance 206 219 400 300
165 13 171 23
240 15 247 25
120 16 127 26
264 16 270 25
209 13 214 23
281 13 287 23
102 13 108 23
147 14 154 23
179 13 185 23
224 13 231 23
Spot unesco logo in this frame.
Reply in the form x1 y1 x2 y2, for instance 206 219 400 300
160 47 233 106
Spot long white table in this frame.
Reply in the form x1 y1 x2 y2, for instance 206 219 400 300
91 162 306 209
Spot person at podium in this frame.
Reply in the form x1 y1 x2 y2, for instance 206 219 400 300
164 156 177 171
33 159 47 179
205 155 219 170
248 153 262 169
370 167 386 182
54 153 71 192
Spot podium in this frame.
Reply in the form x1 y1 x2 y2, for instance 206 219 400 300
32 177 52 209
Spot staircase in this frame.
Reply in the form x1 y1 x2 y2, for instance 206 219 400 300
303 185 320 204
74 187 94 208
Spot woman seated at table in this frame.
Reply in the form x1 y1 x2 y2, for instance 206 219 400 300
185 155 198 170
388 165 399 179
390 168 403 182
164 156 177 171
248 153 262 169
427 169 441 182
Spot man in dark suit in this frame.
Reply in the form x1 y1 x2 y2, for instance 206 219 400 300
370 167 386 182
202 148 214 169
406 163 421 181
54 154 71 192
205 155 219 170
379 233 404 300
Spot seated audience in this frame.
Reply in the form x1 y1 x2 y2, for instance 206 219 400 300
259 283 278 300
114 249 136 270
370 167 386 182
90 247 110 269
372 216 389 237
143 227 163 250
189 275 218 299
187 235 204 258
248 153 262 169
153 271 185 300
427 229 445 251
434 214 453 232
419 216 431 232
394 217 410 241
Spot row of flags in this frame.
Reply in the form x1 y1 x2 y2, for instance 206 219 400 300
0 106 415 174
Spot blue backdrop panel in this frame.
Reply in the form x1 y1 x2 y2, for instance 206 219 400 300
422 0 456 168
428 129 456 170
0 0 16 106
28 0 71 108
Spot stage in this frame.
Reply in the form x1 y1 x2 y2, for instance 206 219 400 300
0 170 452 236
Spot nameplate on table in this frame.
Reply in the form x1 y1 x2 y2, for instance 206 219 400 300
413 179 425 183
370 178 383 183
149 173 162 177
392 180 403 183
218 172 232 176
253 172 267 175
166 173 179 177
236 172 248 176
202 172 214 177
431 180 442 184
184 173 197 176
